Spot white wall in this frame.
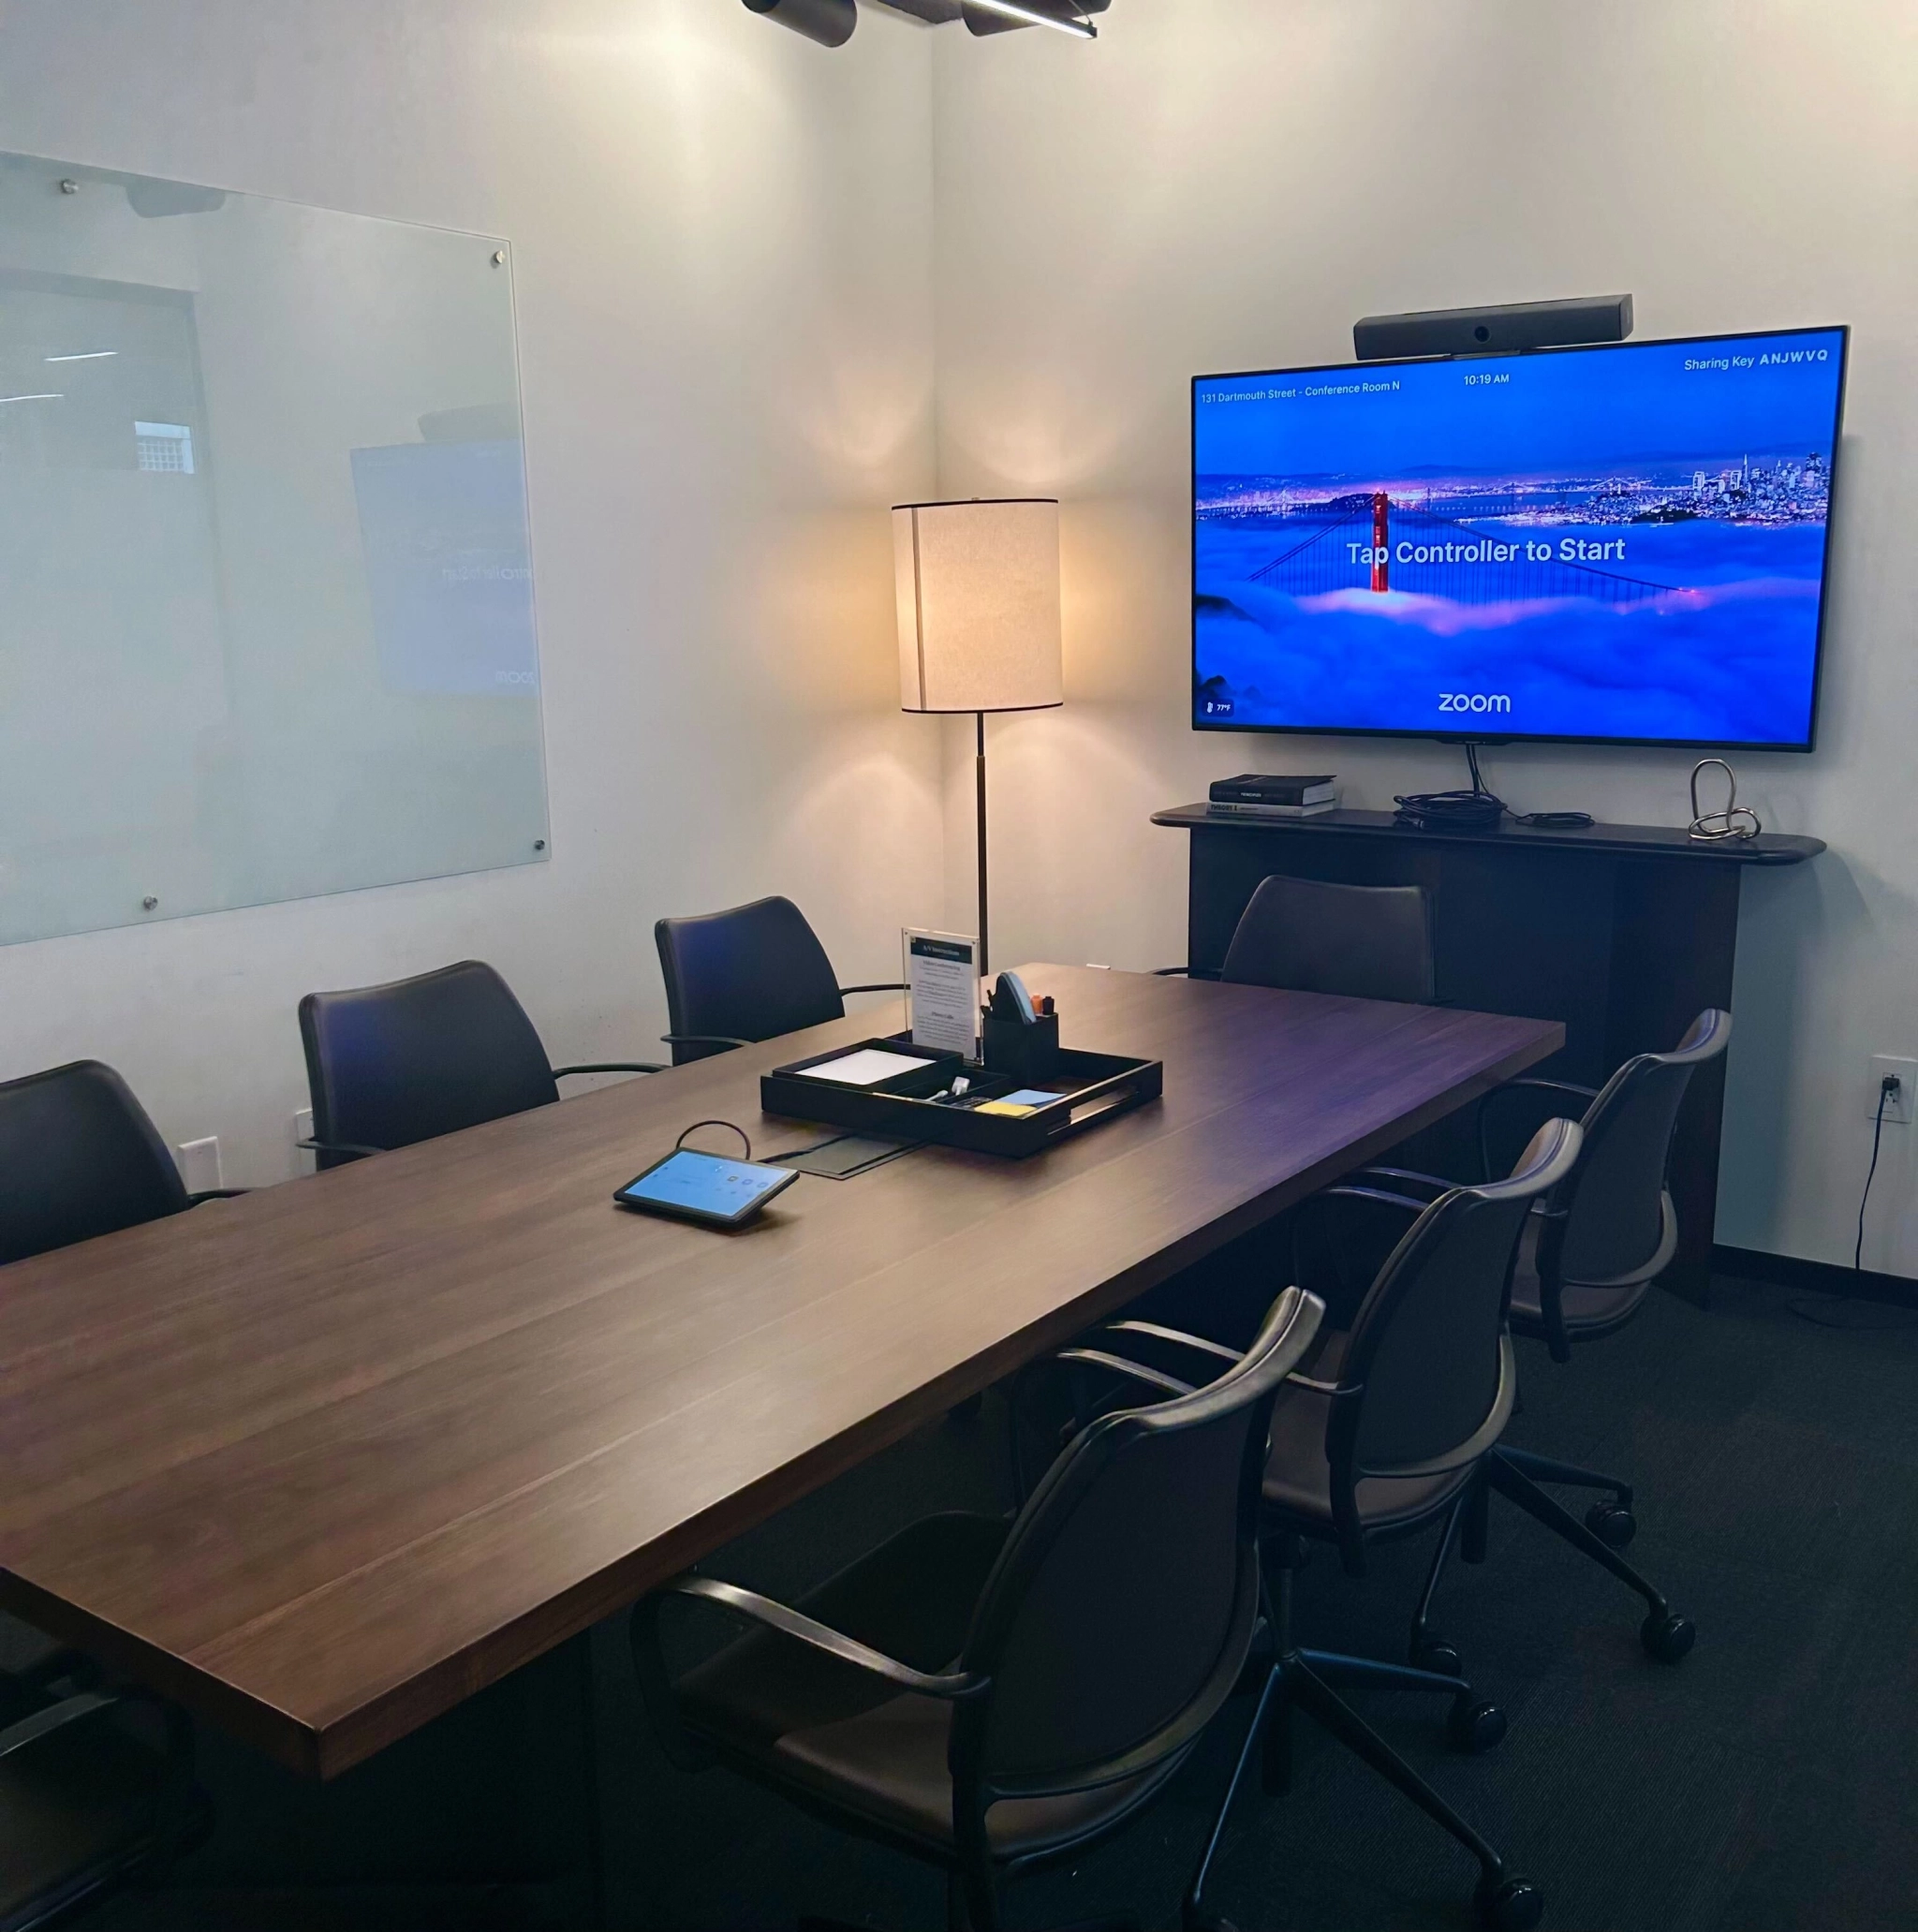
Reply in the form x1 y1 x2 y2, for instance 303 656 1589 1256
927 0 1918 1276
0 0 944 1185
3 0 1911 1273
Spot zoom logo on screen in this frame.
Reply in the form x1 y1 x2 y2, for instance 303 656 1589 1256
1438 693 1512 715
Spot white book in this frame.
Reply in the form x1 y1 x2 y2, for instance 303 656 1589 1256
1209 798 1340 819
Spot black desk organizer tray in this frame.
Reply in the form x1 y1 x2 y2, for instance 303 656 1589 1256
761 1035 1162 1158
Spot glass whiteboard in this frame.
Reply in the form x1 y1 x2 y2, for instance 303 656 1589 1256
0 151 549 946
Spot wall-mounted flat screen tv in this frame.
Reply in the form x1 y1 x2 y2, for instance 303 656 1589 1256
1192 326 1848 750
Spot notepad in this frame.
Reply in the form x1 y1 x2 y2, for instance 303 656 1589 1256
802 1047 938 1088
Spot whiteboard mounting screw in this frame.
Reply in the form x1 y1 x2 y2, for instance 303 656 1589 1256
141 895 158 911
58 178 79 195
533 838 547 851
492 249 506 266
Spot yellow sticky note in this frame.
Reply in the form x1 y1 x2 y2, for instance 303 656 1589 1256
975 1099 1038 1118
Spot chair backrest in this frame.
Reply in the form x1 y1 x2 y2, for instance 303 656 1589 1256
1326 1118 1583 1553
654 896 845 1065
0 1060 190 1265
1555 1008 1732 1284
298 960 558 1169
1220 875 1436 1005
949 1287 1322 1818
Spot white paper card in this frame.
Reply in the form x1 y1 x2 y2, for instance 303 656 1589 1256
904 928 979 1060
804 1047 938 1088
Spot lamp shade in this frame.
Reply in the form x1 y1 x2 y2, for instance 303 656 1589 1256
893 498 1064 714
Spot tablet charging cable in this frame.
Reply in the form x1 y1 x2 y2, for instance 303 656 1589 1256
675 1120 754 1160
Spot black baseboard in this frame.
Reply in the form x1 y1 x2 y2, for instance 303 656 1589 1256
1712 1243 1918 1308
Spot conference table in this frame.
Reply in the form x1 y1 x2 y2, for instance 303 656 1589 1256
0 966 1560 1804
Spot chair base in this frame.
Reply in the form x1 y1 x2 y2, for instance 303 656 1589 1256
1417 1454 1695 1676
1498 1443 1631 1507
1180 1558 1539 1932
1485 1450 1692 1655
1226 1654 1536 1931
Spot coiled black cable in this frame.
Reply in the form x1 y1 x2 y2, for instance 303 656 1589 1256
1394 745 1593 833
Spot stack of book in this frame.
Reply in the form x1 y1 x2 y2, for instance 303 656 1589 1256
1207 774 1340 819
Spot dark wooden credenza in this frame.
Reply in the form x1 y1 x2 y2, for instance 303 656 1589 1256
1152 804 1824 1302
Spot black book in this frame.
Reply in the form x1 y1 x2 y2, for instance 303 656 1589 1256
1208 773 1338 806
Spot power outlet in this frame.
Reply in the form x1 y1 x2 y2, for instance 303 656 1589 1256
293 1106 315 1172
1868 1056 1915 1125
175 1135 225 1193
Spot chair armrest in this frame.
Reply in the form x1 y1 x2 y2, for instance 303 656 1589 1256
1497 1077 1601 1102
657 1576 987 1701
1153 966 1190 977
1288 1186 1429 1324
186 1188 250 1203
553 1062 667 1078
1312 1184 1430 1216
1351 1166 1453 1198
1064 1294 1329 1408
0 1689 119 1761
1102 1320 1243 1367
660 1034 754 1054
1055 1348 1197 1399
295 1137 386 1161
836 982 908 996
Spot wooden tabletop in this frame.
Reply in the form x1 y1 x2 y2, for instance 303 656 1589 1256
0 966 1559 1779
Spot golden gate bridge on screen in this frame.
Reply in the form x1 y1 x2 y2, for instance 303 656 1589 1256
1246 491 1674 606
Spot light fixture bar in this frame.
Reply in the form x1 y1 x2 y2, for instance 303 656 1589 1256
0 392 63 404
45 350 117 362
965 0 1095 37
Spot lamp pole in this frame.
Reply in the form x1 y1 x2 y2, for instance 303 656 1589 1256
975 710 990 979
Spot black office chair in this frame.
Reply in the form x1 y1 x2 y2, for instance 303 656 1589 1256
1374 1010 1730 1665
0 1687 209 1929
654 895 907 1065
632 1286 1327 1932
1159 874 1437 1004
298 960 663 1169
0 1059 245 1269
1072 1118 1585 1932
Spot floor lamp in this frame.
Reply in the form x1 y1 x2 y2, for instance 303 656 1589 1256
893 498 1063 979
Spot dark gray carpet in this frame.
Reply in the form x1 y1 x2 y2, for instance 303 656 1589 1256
98 1272 1918 1930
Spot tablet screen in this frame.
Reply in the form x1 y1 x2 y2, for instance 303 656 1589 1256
617 1150 794 1222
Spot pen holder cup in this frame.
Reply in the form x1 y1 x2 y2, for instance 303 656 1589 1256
981 1010 1061 1086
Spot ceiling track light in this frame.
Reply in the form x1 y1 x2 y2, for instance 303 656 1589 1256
961 0 1095 37
744 0 1107 48
743 0 857 48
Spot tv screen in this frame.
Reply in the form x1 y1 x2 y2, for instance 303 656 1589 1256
1192 326 1848 749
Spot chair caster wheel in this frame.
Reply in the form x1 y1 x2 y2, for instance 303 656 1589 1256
1477 1875 1543 1931
1448 1696 1508 1754
1412 1635 1464 1677
1641 1611 1695 1663
1586 1500 1637 1547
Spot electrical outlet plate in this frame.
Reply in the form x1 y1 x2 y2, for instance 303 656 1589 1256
1869 1056 1915 1125
293 1106 315 1171
176 1135 224 1192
